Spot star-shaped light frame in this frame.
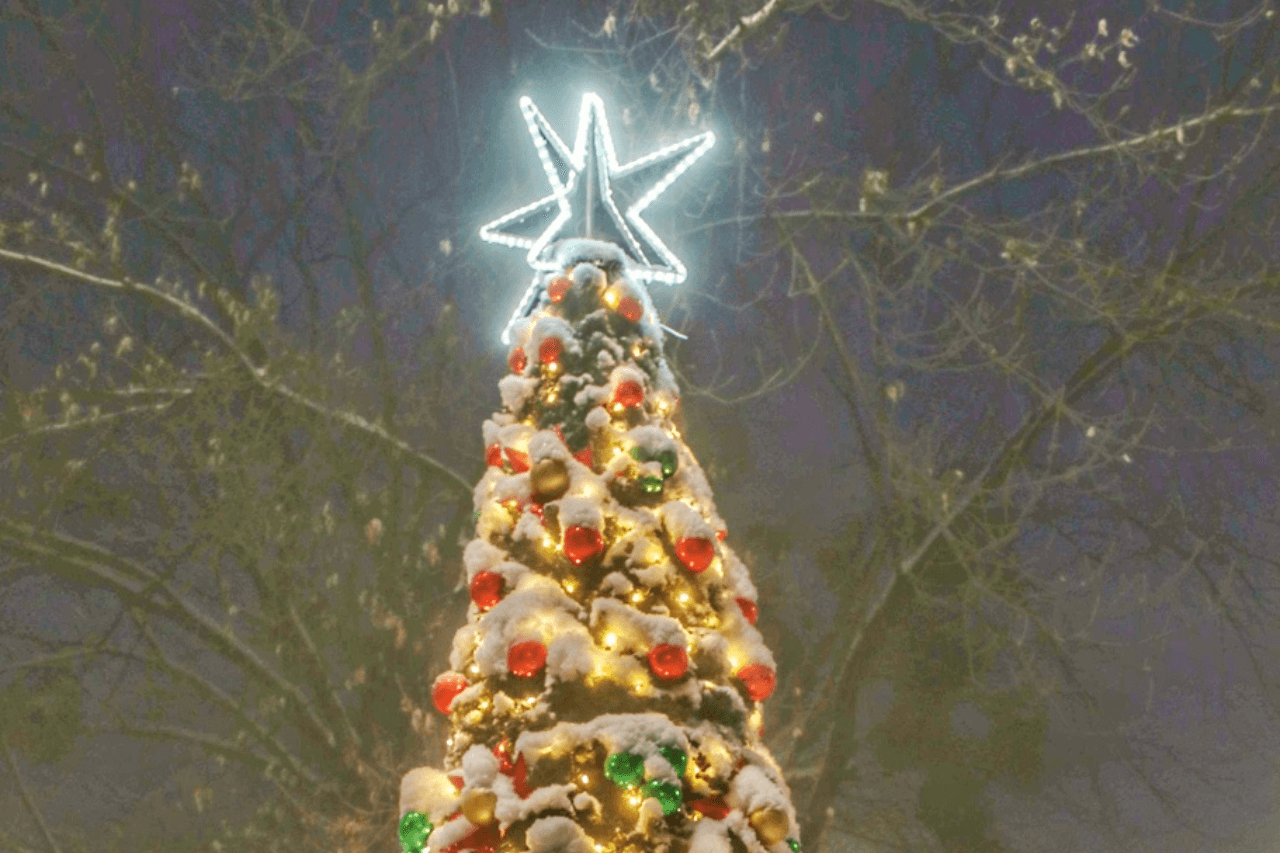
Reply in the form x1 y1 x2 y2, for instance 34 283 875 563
480 93 715 344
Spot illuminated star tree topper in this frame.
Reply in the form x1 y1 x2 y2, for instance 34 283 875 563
480 93 715 344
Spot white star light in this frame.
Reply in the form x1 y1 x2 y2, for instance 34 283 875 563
480 93 715 344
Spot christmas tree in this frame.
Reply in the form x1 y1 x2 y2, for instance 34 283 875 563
396 95 798 853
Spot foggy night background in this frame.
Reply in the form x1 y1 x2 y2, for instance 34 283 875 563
1 1 1277 852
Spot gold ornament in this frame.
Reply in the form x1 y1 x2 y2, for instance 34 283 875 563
530 457 570 501
749 807 790 845
461 788 497 825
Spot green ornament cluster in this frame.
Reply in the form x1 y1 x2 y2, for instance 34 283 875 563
630 446 678 494
398 811 433 853
604 746 688 816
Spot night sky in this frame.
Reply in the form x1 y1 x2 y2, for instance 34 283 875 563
1 1 1278 851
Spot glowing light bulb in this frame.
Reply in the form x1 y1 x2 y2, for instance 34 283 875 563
564 580 578 594
468 664 480 676
677 592 690 604
542 535 555 549
580 774 590 785
611 403 624 414
630 590 644 603
604 632 618 649
604 288 620 308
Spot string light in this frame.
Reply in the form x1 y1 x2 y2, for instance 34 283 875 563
604 632 618 649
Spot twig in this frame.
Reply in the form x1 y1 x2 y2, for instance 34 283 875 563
0 247 474 495
777 104 1280 225
0 516 343 758
3 740 63 853
706 0 785 62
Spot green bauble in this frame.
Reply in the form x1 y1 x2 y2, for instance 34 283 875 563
604 751 645 788
640 475 664 494
630 446 647 462
641 778 683 815
787 839 801 852
656 449 678 478
658 745 687 776
398 811 432 852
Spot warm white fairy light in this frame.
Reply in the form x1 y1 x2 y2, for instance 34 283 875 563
480 93 715 343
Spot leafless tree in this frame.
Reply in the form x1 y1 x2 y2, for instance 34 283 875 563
617 1 1280 851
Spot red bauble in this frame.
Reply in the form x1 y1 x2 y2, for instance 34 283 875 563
449 775 465 791
432 672 470 715
547 276 571 302
617 296 643 323
614 380 644 408
493 738 515 773
735 597 758 625
485 443 503 467
512 752 531 798
507 640 547 678
648 644 689 680
573 445 594 469
469 572 504 610
508 347 527 374
675 537 715 573
717 528 728 542
563 525 603 565
737 663 777 702
442 820 501 853
538 336 563 364
504 447 530 473
689 796 732 820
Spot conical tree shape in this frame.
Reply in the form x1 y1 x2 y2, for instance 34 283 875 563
399 239 798 853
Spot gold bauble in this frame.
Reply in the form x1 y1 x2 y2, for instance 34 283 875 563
460 788 497 825
530 457 570 501
749 807 790 845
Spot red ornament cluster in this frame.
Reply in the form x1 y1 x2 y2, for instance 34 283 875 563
617 296 643 323
648 644 689 680
614 380 644 408
547 276 571 302
508 640 547 678
735 597 758 625
563 525 603 565
675 536 715 573
508 347 527 374
432 672 470 715
737 663 777 701
689 796 731 819
485 443 530 473
470 572 504 610
538 336 562 364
